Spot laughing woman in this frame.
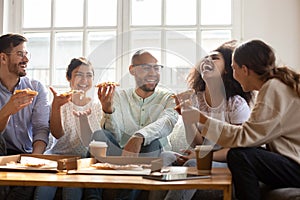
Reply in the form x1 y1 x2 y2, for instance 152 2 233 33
160 40 253 200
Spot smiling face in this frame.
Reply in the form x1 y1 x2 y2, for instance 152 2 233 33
68 64 94 93
6 42 29 78
130 52 160 94
200 51 225 81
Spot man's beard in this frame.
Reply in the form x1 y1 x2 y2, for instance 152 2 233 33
139 83 157 92
9 62 27 77
18 71 26 77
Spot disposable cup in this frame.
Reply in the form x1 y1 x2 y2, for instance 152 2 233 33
89 141 108 158
195 145 213 175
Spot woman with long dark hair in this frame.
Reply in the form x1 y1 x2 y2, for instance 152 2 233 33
160 41 254 200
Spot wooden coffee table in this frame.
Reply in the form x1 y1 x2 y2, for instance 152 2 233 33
0 167 232 200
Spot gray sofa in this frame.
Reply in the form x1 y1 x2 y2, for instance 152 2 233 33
168 117 300 200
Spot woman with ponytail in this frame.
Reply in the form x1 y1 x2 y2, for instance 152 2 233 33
185 39 300 200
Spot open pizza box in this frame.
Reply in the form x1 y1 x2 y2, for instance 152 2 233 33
0 154 80 172
67 156 163 176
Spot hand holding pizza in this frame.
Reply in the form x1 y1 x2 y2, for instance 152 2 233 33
49 86 72 110
4 88 38 115
96 82 120 114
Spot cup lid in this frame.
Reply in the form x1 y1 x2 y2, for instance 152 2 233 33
89 140 108 147
195 145 213 151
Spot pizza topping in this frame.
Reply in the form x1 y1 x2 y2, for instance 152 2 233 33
91 163 144 171
6 157 57 168
61 89 84 97
95 82 120 87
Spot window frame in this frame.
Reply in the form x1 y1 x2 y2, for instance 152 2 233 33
1 0 242 93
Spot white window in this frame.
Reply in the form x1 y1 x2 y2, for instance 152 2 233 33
8 0 239 93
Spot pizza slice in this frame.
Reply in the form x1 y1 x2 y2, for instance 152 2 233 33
61 89 84 96
95 81 120 87
14 88 39 96
91 163 143 171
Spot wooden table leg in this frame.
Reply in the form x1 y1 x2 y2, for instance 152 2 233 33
223 184 232 200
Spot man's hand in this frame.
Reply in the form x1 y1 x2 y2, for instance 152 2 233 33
0 92 35 132
7 90 35 115
122 134 144 157
97 84 116 114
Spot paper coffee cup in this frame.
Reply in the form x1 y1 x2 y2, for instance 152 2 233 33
195 145 213 175
89 141 108 158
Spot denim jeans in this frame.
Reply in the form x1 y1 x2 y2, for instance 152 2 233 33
90 129 163 200
0 135 36 200
0 186 35 200
83 188 102 200
34 186 83 200
91 129 162 157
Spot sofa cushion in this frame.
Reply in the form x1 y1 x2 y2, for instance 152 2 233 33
266 188 300 200
261 186 300 200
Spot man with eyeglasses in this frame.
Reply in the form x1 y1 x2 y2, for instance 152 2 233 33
91 49 178 198
95 49 178 156
0 33 50 199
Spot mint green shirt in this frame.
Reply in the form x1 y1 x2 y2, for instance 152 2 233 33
101 86 178 150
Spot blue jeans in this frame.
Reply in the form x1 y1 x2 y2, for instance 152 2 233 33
0 186 35 200
83 188 102 200
90 129 162 200
0 135 35 200
91 129 162 157
34 186 82 200
227 147 300 200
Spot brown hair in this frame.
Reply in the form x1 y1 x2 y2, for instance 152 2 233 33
233 39 300 96
66 57 93 80
0 33 27 53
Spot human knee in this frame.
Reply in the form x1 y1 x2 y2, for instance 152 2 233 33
149 139 162 149
91 130 107 141
144 139 162 152
227 147 258 168
183 159 196 167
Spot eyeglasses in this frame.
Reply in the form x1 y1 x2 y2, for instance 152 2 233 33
132 64 164 72
5 51 31 59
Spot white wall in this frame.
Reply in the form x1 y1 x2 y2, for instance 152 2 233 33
0 0 3 34
242 0 300 70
